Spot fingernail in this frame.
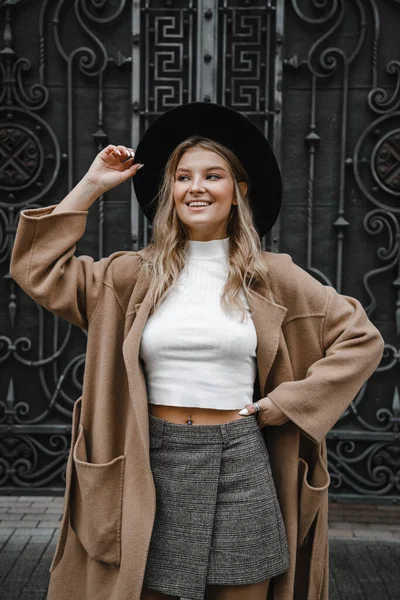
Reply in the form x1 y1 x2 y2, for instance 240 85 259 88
137 164 145 170
115 149 121 156
239 408 249 416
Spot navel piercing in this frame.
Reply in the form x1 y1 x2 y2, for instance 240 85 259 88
186 414 193 425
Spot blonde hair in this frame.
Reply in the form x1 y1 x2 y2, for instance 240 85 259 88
138 136 272 322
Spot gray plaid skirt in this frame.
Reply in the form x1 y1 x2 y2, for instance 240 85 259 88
143 413 289 600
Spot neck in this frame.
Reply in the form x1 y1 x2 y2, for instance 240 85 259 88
186 237 229 259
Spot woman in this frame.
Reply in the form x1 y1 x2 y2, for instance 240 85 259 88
10 102 384 600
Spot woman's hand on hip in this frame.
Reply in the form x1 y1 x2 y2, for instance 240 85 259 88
238 397 289 428
82 144 144 196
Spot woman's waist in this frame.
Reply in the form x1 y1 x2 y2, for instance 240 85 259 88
148 403 246 425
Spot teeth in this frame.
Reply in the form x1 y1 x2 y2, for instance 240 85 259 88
188 202 210 207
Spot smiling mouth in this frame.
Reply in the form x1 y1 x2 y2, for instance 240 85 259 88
186 201 213 207
186 205 212 211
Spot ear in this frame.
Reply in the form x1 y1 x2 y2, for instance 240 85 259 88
235 180 248 204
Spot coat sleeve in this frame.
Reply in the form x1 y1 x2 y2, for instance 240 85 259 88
267 271 385 445
9 205 113 330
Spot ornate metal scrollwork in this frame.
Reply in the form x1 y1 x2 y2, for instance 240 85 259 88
368 61 400 114
372 130 400 194
0 434 69 488
0 2 60 207
362 209 399 318
289 1 399 502
353 115 400 214
1 0 399 505
0 124 43 189
329 440 400 497
1 0 130 493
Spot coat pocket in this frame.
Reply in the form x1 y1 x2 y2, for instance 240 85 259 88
297 450 330 548
70 424 125 565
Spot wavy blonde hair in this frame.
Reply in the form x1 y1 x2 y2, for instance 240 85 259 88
138 136 272 322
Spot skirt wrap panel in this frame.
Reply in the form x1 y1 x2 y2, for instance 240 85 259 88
143 413 289 600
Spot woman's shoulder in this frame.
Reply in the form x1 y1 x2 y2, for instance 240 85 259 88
102 250 143 304
261 250 310 281
261 250 329 315
262 250 293 270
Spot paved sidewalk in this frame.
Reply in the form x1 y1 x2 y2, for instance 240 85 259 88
0 496 399 599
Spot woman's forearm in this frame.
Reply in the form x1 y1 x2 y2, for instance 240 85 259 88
51 177 101 215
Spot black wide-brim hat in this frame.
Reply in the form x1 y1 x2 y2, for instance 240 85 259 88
132 102 282 238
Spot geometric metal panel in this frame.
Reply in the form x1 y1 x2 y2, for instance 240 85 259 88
217 0 277 130
216 0 283 251
131 0 199 248
132 0 283 249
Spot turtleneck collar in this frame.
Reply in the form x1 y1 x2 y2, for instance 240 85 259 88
186 237 229 259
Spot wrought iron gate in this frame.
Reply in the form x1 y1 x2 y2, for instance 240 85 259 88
1 0 398 504
282 1 400 504
0 0 134 494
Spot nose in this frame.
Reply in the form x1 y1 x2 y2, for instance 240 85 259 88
189 176 206 193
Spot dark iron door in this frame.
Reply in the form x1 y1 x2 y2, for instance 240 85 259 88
0 0 134 493
1 0 397 504
281 1 399 504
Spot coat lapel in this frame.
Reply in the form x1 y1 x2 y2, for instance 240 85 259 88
246 289 287 396
122 261 288 452
122 266 154 453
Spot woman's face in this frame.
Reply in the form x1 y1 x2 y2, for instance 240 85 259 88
173 147 247 241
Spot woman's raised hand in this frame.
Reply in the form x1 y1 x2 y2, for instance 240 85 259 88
82 144 144 196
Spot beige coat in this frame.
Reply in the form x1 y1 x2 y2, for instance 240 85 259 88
10 204 384 600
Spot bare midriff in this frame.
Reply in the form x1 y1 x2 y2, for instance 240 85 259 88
148 403 246 425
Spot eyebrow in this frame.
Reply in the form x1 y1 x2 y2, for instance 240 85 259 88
176 166 226 173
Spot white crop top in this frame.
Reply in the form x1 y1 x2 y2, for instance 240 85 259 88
139 237 257 410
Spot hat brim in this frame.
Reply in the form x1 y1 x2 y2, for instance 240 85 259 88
132 102 282 238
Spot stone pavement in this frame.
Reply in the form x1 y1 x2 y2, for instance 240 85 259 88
0 496 399 600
